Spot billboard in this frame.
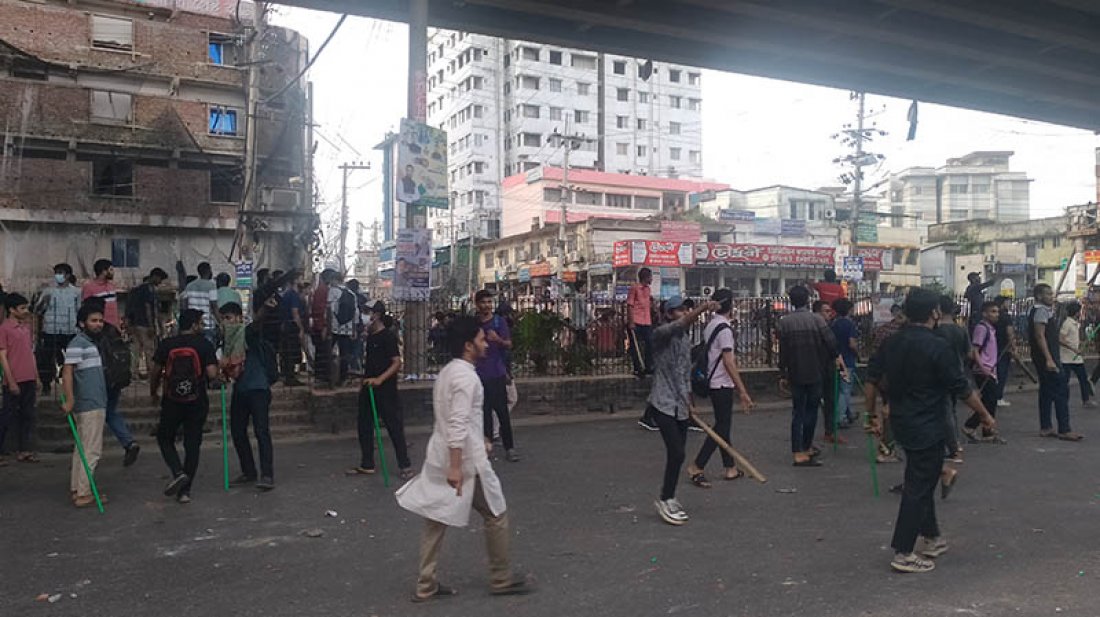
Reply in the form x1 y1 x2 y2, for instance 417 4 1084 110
613 241 695 267
696 243 835 267
396 118 449 209
393 228 432 300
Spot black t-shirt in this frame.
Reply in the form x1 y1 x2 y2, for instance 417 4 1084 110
933 322 970 370
994 314 1012 350
153 334 218 406
364 328 400 392
126 283 156 327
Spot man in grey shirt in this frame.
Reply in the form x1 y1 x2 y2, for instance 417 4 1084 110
647 296 719 526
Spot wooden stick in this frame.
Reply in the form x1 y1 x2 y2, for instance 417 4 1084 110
626 327 645 370
1014 355 1038 383
688 409 767 484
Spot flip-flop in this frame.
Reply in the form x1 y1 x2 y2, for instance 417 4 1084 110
398 468 417 481
689 472 712 488
489 579 534 597
410 584 458 603
723 469 744 481
940 470 959 500
793 459 823 467
344 467 376 476
17 453 39 463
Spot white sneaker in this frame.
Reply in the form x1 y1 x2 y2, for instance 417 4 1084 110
997 399 1011 407
655 499 688 526
917 536 949 558
891 552 935 573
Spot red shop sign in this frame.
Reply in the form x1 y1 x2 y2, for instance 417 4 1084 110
696 243 835 267
613 241 694 267
855 247 883 271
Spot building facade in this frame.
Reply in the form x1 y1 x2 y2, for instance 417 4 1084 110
424 29 704 248
0 0 312 293
888 151 1031 232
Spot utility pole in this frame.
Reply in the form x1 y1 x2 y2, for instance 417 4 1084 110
238 2 266 262
338 162 370 273
552 121 595 285
851 91 865 254
832 91 885 287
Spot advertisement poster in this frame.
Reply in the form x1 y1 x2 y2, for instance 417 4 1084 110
393 228 432 301
613 241 694 267
696 243 835 267
396 118 449 209
842 256 865 281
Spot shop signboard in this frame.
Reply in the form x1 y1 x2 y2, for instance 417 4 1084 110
660 221 702 242
612 241 695 267
719 209 756 223
695 243 835 268
780 218 806 236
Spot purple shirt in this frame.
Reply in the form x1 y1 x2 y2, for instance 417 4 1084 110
972 320 998 376
476 315 511 380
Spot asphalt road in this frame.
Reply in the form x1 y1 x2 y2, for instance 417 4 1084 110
2 387 1099 617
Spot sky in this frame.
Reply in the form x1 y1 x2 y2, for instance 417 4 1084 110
271 9 1099 255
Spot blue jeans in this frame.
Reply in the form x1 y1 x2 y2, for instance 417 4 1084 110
1062 363 1093 403
1038 367 1071 433
104 387 134 449
790 382 822 453
837 375 853 423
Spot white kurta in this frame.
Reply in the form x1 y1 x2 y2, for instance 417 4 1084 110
395 358 507 527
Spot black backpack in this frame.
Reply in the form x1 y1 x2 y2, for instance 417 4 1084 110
246 327 279 385
164 345 202 403
335 288 357 325
691 323 731 398
97 326 132 391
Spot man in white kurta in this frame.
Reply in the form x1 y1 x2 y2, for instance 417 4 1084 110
396 318 528 601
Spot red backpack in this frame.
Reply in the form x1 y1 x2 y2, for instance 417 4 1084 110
165 346 202 403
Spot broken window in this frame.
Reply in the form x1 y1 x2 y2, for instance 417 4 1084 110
92 159 134 196
208 33 242 66
90 90 133 124
210 167 243 203
208 106 241 136
91 15 133 51
111 239 140 268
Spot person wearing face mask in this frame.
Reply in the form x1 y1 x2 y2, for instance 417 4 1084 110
35 263 81 395
82 259 120 329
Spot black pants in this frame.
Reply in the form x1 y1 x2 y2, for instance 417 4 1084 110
821 367 838 435
0 381 37 453
996 353 1012 399
311 333 332 384
966 374 999 430
891 441 944 554
36 333 72 388
630 325 653 374
156 401 208 489
789 382 822 453
280 323 302 380
694 388 735 469
334 335 355 384
230 388 274 479
358 385 411 469
481 376 514 450
1063 363 1093 403
652 407 688 501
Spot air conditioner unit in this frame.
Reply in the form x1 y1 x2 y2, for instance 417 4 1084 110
985 254 996 263
824 208 837 220
261 187 301 211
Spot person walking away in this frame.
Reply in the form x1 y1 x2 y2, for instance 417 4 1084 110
813 301 848 445
992 296 1016 407
82 259 121 329
628 268 655 378
220 302 277 490
348 311 414 479
964 301 1002 443
777 286 839 467
126 268 167 381
279 271 307 386
645 296 716 524
686 289 754 488
35 263 81 395
149 309 219 503
865 288 996 573
1029 284 1082 441
61 304 110 507
309 269 335 386
964 272 998 330
932 297 972 466
395 315 532 602
570 281 590 347
327 272 359 387
812 269 846 305
215 272 242 310
181 262 220 346
475 291 518 462
0 294 40 463
1059 302 1094 407
831 298 860 427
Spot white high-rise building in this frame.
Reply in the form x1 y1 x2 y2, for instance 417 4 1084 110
425 30 704 246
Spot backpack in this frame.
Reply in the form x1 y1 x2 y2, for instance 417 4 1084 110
335 287 357 325
691 323 731 398
165 346 203 403
247 328 279 385
97 326 132 391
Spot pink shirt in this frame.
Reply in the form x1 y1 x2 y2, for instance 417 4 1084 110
628 283 652 326
0 318 37 384
82 279 120 327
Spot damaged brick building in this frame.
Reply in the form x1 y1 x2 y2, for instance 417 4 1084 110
0 0 314 293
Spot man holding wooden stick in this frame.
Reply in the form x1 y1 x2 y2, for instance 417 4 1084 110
61 303 109 508
645 296 718 526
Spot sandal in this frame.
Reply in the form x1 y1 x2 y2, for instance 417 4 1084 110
689 472 712 489
411 583 458 603
723 469 744 481
344 467 376 476
793 458 823 467
489 578 534 597
17 452 39 463
398 468 417 481
940 469 959 500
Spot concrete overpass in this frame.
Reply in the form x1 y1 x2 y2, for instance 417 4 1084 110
276 0 1100 131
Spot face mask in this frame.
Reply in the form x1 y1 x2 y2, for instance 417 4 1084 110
54 274 66 284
